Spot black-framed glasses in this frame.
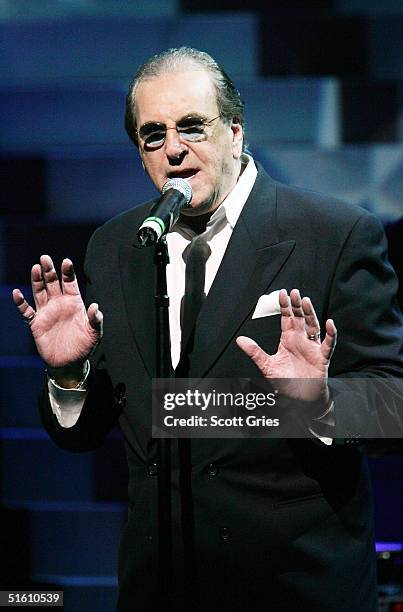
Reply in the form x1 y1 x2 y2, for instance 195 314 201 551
137 115 220 150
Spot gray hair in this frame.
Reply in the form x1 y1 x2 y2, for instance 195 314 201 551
124 46 247 151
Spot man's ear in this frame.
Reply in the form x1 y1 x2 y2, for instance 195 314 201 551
231 119 243 160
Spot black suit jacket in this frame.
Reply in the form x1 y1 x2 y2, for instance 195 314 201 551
40 165 403 611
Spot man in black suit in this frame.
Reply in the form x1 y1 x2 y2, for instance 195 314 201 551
13 47 403 611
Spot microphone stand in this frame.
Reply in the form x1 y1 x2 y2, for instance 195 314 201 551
154 236 173 607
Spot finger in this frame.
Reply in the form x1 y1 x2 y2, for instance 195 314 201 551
290 289 305 329
12 288 36 321
31 263 48 309
61 258 81 296
40 254 62 299
87 303 103 335
320 319 337 361
236 336 271 377
279 289 293 333
279 289 292 315
301 296 321 340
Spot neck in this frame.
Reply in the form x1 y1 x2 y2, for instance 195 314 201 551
179 211 213 235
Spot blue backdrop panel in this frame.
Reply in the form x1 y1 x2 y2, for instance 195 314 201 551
368 18 403 80
1 435 95 502
27 502 126 576
336 0 403 15
166 13 259 79
240 78 340 147
0 357 44 428
0 18 170 83
371 146 403 220
0 288 37 356
0 0 178 20
255 144 369 205
46 146 158 221
3 220 98 286
0 85 128 150
0 14 257 84
255 144 403 222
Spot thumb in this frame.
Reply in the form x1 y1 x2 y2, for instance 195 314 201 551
87 303 103 334
236 336 271 376
236 335 260 357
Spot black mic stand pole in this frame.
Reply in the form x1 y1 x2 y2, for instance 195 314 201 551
154 235 173 607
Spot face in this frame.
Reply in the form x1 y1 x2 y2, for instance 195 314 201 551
134 68 243 215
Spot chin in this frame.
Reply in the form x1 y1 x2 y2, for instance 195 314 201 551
183 192 218 216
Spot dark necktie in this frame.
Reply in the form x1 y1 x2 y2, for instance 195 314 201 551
180 235 211 357
178 235 211 599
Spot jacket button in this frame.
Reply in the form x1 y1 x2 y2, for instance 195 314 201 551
114 383 126 408
148 462 158 476
206 463 219 477
219 526 231 542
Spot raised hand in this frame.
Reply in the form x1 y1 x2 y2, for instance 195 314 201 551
12 255 102 375
236 289 337 403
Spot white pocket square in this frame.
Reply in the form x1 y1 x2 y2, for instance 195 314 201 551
252 290 281 319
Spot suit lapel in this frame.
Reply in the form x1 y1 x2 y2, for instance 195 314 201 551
180 167 295 378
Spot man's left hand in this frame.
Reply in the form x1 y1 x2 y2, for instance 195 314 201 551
236 288 337 403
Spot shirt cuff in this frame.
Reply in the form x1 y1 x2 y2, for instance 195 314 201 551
47 361 90 428
309 399 335 446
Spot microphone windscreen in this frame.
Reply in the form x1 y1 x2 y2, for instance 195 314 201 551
161 178 192 205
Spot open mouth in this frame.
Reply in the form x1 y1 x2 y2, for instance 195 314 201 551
168 169 198 181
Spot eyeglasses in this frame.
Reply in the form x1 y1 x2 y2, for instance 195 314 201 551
137 115 220 150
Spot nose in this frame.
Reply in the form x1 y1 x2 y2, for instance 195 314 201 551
164 128 188 163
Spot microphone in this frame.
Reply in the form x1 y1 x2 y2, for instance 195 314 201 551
137 178 193 247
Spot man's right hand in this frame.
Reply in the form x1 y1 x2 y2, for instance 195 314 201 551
12 254 103 387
